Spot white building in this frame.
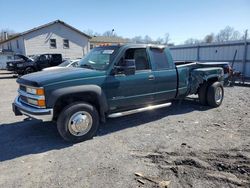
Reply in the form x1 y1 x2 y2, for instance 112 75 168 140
0 20 91 59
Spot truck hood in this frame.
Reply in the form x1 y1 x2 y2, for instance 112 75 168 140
17 68 106 87
7 60 25 65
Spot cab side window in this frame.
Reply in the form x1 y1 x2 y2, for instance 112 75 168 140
124 48 151 71
39 55 47 62
150 48 169 70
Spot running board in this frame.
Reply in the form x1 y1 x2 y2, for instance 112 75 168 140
108 102 172 118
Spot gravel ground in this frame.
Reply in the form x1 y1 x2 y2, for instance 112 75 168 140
0 70 249 188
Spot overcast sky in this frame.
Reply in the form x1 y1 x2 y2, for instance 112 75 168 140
0 0 249 44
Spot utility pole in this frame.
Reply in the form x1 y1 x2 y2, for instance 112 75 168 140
242 29 248 84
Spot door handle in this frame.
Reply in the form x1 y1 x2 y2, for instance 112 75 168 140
148 75 155 80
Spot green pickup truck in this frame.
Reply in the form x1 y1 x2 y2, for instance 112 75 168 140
13 44 224 142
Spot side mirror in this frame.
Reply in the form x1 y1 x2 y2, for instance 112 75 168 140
114 59 136 76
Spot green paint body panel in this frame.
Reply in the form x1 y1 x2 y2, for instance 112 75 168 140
17 44 224 115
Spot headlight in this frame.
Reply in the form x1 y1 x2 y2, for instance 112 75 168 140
26 87 45 95
19 85 46 108
9 63 13 66
27 98 46 107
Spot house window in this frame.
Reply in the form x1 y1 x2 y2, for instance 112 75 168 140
90 44 94 49
63 39 69 48
16 40 19 49
50 39 57 48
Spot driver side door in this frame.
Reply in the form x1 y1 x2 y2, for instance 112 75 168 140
104 48 155 111
37 55 50 70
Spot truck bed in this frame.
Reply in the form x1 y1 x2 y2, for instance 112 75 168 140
176 62 224 97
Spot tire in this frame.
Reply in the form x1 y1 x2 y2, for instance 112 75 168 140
24 67 34 75
198 82 209 105
207 82 224 107
57 102 99 142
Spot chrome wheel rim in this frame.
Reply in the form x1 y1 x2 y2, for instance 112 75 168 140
68 111 93 136
215 87 223 104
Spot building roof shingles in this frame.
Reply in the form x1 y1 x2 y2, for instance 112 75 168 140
0 20 91 45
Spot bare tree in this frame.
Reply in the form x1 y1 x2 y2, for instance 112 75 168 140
156 37 164 44
103 29 117 37
83 29 94 36
164 33 170 44
0 29 16 41
184 38 200 45
130 33 171 45
143 35 152 44
215 26 242 42
83 29 101 37
204 33 215 43
131 36 144 43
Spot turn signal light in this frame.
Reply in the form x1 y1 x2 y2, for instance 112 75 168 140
37 99 46 107
36 88 45 95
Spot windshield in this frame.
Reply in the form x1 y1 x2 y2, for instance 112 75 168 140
14 54 33 61
32 55 40 61
59 60 71 67
79 46 120 70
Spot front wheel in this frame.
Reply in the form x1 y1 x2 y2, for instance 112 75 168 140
207 82 224 107
24 67 35 75
57 102 99 142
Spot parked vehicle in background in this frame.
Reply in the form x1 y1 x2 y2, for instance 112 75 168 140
13 44 225 142
42 59 80 71
6 54 33 72
7 54 62 75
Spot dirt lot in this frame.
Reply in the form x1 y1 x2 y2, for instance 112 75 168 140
0 70 249 188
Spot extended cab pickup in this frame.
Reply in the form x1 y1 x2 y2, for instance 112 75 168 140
13 44 224 142
7 53 62 75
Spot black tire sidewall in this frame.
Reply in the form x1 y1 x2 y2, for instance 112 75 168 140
24 67 34 74
198 82 209 105
207 82 224 107
57 102 99 142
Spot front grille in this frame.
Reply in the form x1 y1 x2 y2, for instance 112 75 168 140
19 85 26 92
20 95 28 103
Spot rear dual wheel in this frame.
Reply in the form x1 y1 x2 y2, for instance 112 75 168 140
198 81 224 107
207 82 224 107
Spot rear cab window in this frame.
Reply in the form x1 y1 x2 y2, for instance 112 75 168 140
149 47 173 70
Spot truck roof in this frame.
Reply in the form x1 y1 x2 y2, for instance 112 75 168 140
98 43 167 49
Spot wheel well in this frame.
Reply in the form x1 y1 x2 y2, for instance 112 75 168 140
197 77 219 94
53 92 101 121
207 77 219 84
25 66 36 71
25 66 34 69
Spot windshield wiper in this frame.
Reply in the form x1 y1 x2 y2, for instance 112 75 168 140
81 64 94 70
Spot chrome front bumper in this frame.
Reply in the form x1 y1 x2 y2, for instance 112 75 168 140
13 97 53 121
